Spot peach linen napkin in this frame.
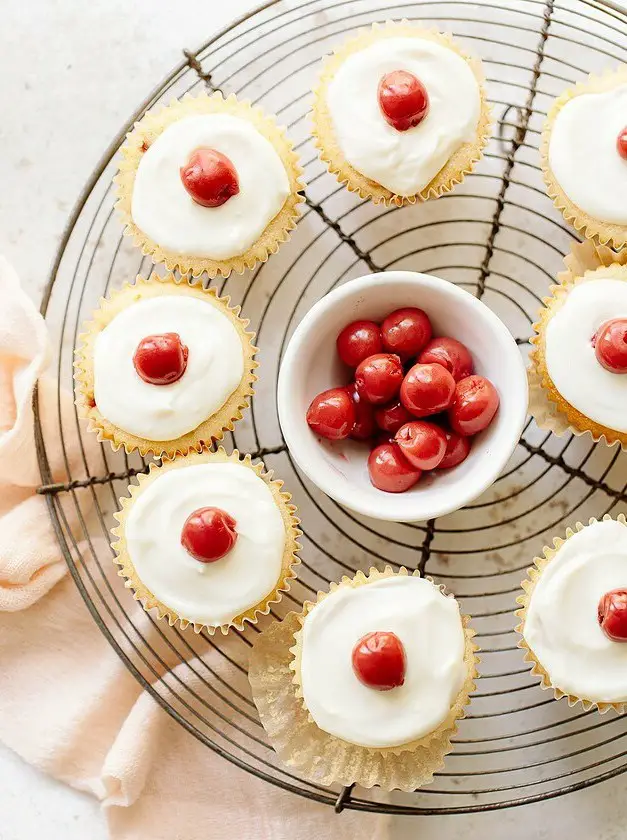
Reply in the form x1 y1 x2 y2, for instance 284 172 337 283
0 255 391 840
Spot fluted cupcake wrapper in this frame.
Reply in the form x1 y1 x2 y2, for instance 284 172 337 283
528 242 627 449
515 515 627 714
111 447 301 634
540 66 627 250
74 273 258 458
249 566 478 791
311 20 492 207
114 92 305 278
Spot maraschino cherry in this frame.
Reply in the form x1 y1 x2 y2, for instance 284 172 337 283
617 126 627 161
133 333 188 385
594 318 627 373
180 148 239 207
598 589 627 642
378 70 429 132
352 630 407 690
181 507 238 563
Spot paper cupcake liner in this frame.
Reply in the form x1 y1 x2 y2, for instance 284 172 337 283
114 92 305 278
311 20 492 207
111 447 301 635
74 273 258 458
529 248 627 449
515 514 627 714
541 67 627 249
249 566 478 791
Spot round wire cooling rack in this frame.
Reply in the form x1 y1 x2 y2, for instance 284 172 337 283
34 0 627 817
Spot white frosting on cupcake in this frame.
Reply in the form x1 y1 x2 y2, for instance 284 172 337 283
523 519 627 704
544 276 627 433
299 576 466 748
124 462 286 627
326 37 481 196
131 113 290 259
94 295 244 441
549 83 627 225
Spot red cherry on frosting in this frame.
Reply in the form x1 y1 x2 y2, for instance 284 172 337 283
594 318 627 374
133 332 189 385
352 631 407 690
598 589 627 642
377 70 430 132
306 387 356 440
617 126 627 161
180 148 239 207
181 507 238 563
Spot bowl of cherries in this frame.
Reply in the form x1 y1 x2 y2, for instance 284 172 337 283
277 271 528 522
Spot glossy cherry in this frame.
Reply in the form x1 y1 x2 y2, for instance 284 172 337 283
594 318 627 374
181 507 238 563
400 363 456 418
374 399 414 434
418 336 474 382
367 442 422 493
438 430 471 470
448 375 499 436
306 387 356 440
346 385 376 441
377 70 430 132
133 332 189 385
395 420 447 471
617 126 627 161
352 631 407 690
337 320 383 368
381 307 432 361
355 353 404 404
598 589 627 642
180 148 239 207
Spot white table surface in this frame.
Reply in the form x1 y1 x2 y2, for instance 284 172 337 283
1 1 627 837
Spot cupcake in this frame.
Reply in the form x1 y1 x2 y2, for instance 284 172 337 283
312 21 491 206
531 262 627 448
74 274 257 457
249 567 477 790
541 67 627 249
517 516 627 711
115 92 304 277
111 448 301 634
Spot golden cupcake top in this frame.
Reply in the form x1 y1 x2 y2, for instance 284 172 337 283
74 274 257 457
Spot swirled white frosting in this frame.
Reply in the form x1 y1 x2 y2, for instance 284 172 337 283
544 276 627 433
131 113 290 259
299 576 467 747
325 37 481 196
124 462 286 627
93 295 244 441
549 83 627 225
523 519 627 703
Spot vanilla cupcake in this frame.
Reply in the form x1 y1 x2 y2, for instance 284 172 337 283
115 92 304 277
531 262 627 448
74 274 257 457
541 67 627 249
112 448 301 634
312 21 491 206
249 567 477 790
517 517 627 711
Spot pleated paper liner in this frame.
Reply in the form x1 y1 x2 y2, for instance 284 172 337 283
311 20 492 207
114 92 305 278
74 273 258 458
515 515 627 714
529 243 627 450
540 66 627 249
111 447 301 635
249 566 478 791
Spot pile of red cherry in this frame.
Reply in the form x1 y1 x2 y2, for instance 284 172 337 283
306 307 500 493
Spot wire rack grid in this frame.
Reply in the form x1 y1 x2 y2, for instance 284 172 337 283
34 0 627 817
